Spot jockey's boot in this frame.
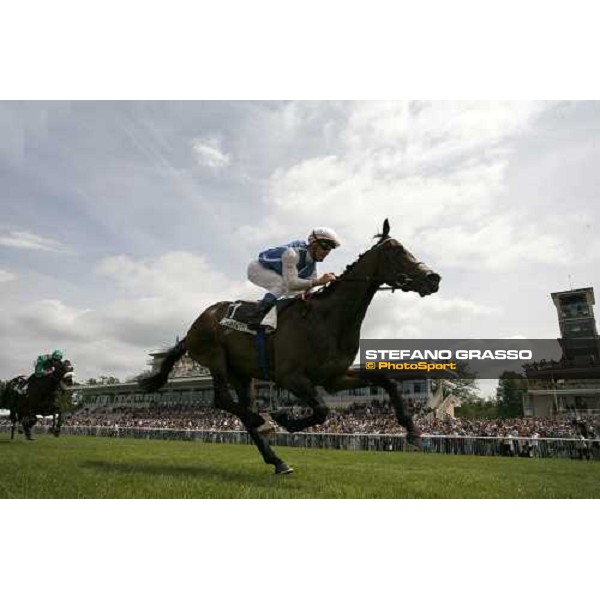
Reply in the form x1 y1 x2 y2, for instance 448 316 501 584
247 293 277 330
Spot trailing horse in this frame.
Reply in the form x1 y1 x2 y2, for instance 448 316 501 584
139 219 441 474
1 359 74 440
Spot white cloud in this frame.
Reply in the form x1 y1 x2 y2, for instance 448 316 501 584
0 269 16 282
191 137 230 169
420 217 571 269
15 299 95 339
344 101 540 163
240 101 551 268
93 251 262 350
361 292 501 340
0 249 269 381
0 230 69 252
95 251 254 302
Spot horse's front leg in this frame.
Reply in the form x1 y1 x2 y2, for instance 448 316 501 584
271 374 329 433
324 370 422 449
379 377 421 449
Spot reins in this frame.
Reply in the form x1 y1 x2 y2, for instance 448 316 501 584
329 275 401 292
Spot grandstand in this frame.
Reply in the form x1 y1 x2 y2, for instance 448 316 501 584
525 287 600 417
73 345 436 414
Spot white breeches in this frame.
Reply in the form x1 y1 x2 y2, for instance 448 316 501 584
247 260 287 298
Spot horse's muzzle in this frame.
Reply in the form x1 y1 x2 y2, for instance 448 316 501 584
417 272 441 296
394 270 440 296
60 372 74 390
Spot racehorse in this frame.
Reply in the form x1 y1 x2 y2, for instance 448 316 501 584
1 359 74 440
139 219 441 474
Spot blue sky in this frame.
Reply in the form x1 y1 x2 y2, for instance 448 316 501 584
1 100 599 387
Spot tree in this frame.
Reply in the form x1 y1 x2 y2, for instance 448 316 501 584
496 371 527 418
442 359 482 404
455 397 500 419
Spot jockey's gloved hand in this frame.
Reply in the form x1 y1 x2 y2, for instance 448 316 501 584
313 273 336 287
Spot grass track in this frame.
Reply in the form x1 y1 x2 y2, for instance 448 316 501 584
1 434 599 498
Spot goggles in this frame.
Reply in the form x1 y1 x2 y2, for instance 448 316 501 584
316 239 336 251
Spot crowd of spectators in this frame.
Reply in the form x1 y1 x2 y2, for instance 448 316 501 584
65 406 243 432
51 400 600 440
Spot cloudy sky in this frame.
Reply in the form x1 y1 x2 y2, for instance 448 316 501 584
1 101 599 387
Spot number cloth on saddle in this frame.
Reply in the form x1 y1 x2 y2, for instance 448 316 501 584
219 298 296 333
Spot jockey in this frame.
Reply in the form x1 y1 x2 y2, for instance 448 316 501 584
34 349 63 378
246 227 341 327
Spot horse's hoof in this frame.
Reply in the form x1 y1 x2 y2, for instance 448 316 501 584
406 434 423 451
274 462 294 475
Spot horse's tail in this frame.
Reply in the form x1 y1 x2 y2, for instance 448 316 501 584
138 337 187 392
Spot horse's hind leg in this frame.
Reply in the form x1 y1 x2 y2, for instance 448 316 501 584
230 376 293 475
213 371 292 474
211 371 264 429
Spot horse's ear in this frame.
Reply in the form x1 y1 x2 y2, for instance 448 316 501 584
382 219 390 237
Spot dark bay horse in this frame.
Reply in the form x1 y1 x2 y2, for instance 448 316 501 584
1 359 74 440
139 219 441 474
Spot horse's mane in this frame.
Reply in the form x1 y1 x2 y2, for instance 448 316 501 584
308 235 389 300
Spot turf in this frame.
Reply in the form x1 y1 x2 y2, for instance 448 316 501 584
1 434 599 498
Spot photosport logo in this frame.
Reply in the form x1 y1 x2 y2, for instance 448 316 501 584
359 339 565 379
